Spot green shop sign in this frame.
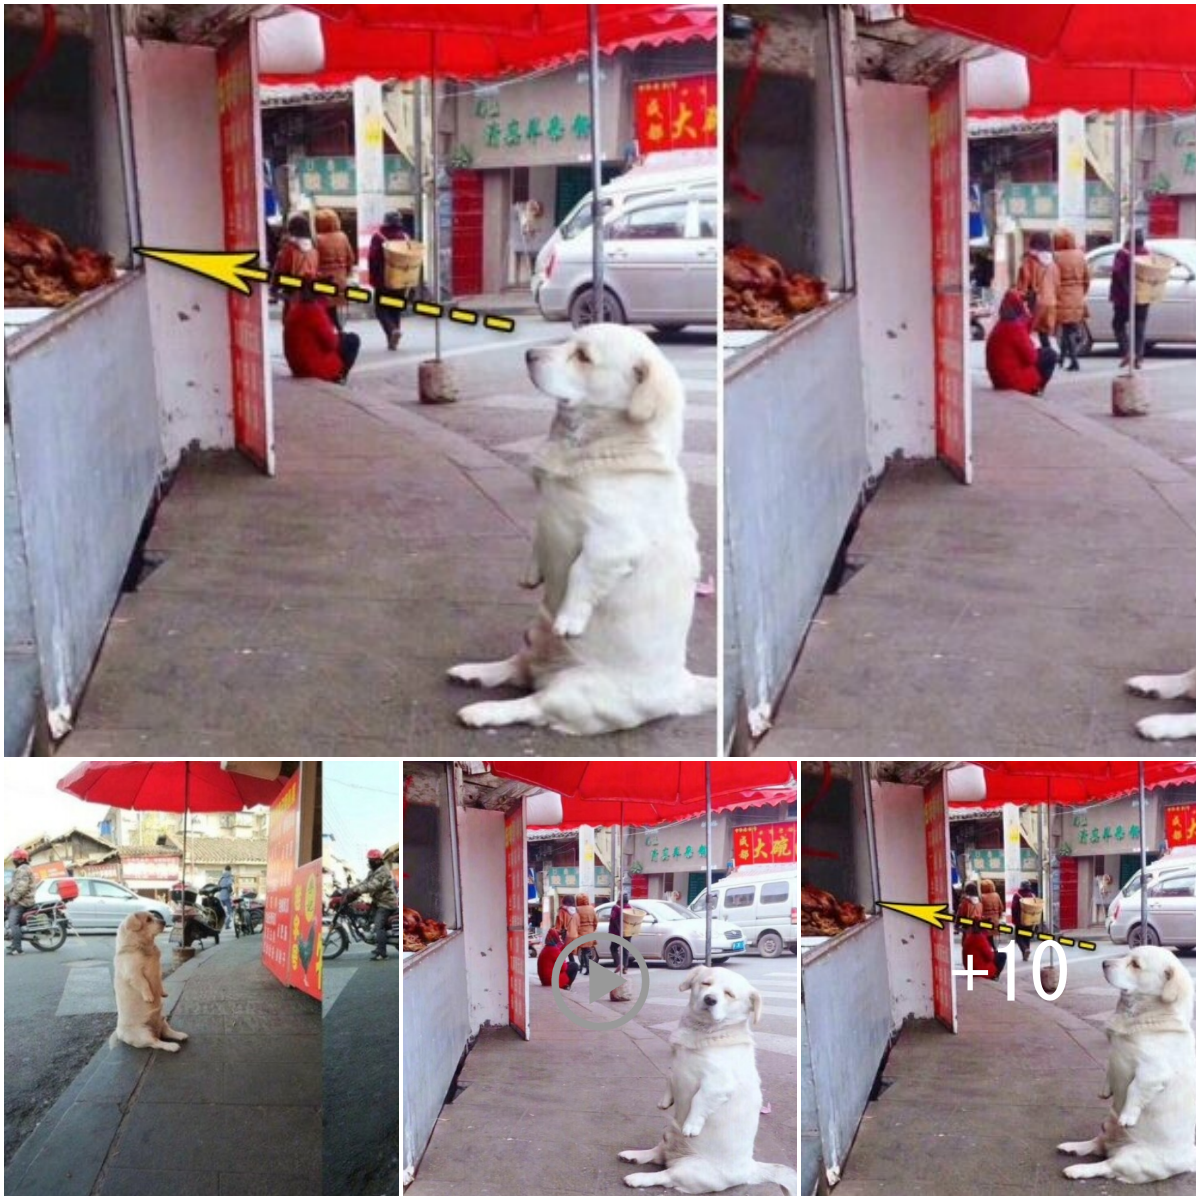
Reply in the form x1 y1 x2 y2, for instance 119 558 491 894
546 866 613 889
968 849 1038 873
295 155 416 198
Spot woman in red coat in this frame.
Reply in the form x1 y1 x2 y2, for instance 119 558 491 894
986 289 1057 396
957 884 1008 980
536 928 578 990
283 288 361 383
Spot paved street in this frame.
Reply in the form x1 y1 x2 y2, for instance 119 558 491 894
61 311 718 757
323 942 400 1195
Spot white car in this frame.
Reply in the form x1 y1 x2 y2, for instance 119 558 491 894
593 898 745 970
1081 238 1196 353
35 877 172 933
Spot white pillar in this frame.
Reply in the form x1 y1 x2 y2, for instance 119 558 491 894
1057 109 1088 247
354 77 387 286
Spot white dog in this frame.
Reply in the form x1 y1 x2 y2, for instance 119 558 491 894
619 966 797 1195
1058 946 1195 1183
109 912 188 1052
1127 668 1196 741
449 324 716 735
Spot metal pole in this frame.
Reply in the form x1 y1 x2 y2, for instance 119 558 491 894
616 803 624 973
704 763 713 967
1126 99 1136 375
587 4 606 321
1137 762 1149 940
431 67 442 362
413 78 426 246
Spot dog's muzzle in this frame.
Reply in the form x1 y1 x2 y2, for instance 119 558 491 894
703 994 718 1007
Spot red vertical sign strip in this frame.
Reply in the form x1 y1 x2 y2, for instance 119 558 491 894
263 776 300 985
217 25 274 474
930 65 971 484
924 776 956 1033
505 802 529 1040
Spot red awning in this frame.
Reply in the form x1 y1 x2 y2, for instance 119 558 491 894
58 761 288 813
958 760 1196 808
264 4 718 85
487 760 796 828
907 4 1196 113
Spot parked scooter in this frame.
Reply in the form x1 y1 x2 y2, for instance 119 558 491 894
169 881 224 947
3 897 70 951
232 889 265 937
324 887 398 959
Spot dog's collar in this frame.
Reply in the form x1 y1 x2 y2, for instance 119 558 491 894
670 1020 755 1051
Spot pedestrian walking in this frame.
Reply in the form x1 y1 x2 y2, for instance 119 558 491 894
555 897 580 967
367 210 411 351
314 208 356 332
575 892 598 976
272 213 319 317
217 864 234 930
1015 230 1060 353
5 847 36 956
1012 880 1043 962
1110 229 1149 367
1053 227 1090 371
1093 873 1113 925
283 285 362 383
986 290 1058 396
979 878 1004 953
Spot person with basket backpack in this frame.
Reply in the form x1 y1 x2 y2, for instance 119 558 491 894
368 210 412 351
1012 880 1044 962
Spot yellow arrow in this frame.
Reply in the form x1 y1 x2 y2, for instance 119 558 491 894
135 247 270 295
878 901 956 930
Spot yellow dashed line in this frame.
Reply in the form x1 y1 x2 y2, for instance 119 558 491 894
277 274 303 288
1038 932 1053 940
414 301 443 318
952 913 1095 952
997 924 1013 933
312 281 337 295
345 287 371 302
960 917 974 926
1079 941 1096 951
978 920 993 930
240 267 270 281
485 315 516 332
1060 937 1075 946
378 295 406 309
449 309 478 325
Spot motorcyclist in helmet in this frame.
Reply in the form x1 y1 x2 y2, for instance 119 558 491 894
5 848 37 956
348 849 397 961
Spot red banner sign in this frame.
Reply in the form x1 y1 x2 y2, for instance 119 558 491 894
122 854 180 881
289 858 323 1000
263 775 300 985
217 26 273 473
731 822 797 867
1163 803 1196 849
634 75 718 153
924 777 955 1033
505 803 529 1040
30 861 69 882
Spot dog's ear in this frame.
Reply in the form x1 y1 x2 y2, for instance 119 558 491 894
678 966 703 993
629 352 682 425
750 987 763 1026
1160 958 1193 1006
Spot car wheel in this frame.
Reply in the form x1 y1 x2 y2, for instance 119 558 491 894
663 940 694 970
711 956 730 965
758 932 784 958
569 287 625 328
1128 923 1160 948
653 323 685 335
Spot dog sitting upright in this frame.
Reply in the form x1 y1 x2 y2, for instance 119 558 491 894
110 912 188 1052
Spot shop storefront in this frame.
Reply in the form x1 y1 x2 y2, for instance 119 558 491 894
723 5 974 750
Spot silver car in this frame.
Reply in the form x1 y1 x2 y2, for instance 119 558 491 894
593 898 745 970
35 877 173 933
1081 238 1196 353
536 192 718 331
1106 866 1196 950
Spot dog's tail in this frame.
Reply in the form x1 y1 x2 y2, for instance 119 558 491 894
748 1162 797 1196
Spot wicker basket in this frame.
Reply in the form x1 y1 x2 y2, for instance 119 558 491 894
1134 253 1173 304
383 240 424 290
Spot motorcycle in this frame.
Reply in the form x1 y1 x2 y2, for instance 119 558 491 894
232 889 265 938
170 882 225 946
3 898 69 951
324 887 399 959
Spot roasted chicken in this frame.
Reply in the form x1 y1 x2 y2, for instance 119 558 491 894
800 882 866 937
4 215 116 308
724 243 828 331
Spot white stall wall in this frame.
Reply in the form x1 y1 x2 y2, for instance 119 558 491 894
126 40 233 465
847 80 936 471
873 781 933 1029
459 807 509 1032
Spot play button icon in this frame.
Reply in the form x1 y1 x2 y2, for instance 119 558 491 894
549 933 651 1030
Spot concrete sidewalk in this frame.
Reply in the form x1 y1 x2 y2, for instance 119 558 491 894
5 934 320 1196
832 965 1197 1196
405 978 795 1197
761 367 1196 756
60 361 715 756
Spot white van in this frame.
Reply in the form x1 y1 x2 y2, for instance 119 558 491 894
531 149 718 304
689 867 798 958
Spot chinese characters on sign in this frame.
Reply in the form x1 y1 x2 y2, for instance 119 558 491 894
924 778 955 1032
1163 804 1197 849
1062 811 1141 854
649 844 706 864
262 775 300 985
505 806 529 1039
477 99 592 152
634 76 718 152
730 822 797 867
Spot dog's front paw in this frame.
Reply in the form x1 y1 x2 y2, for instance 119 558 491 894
1099 1086 1112 1100
519 561 543 589
617 1151 641 1163
1135 712 1196 741
553 604 591 638
173 1032 189 1041
657 1097 673 1110
680 1117 704 1137
159 1042 180 1053
1063 1164 1093 1179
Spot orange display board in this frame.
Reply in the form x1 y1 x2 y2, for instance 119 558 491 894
731 822 796 867
1163 804 1197 849
263 776 300 984
634 75 717 152
289 858 323 1000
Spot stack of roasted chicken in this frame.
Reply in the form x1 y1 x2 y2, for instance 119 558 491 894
402 905 447 953
724 244 828 330
5 215 115 308
800 883 866 937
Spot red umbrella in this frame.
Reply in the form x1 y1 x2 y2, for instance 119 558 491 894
57 761 288 912
956 760 1195 808
264 4 717 84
